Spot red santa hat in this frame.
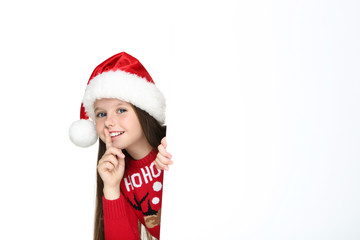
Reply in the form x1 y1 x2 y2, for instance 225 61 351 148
69 52 166 148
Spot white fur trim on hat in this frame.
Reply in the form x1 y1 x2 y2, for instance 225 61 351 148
69 119 98 148
82 70 166 124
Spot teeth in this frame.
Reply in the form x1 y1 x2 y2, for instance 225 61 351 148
110 132 124 137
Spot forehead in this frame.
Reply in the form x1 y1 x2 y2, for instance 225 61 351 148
94 98 130 109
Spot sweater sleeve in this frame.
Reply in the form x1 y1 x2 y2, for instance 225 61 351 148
102 195 139 240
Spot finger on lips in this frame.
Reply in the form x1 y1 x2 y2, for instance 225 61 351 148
104 128 125 160
104 128 113 149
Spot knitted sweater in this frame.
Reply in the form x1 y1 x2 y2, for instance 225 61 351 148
102 148 163 240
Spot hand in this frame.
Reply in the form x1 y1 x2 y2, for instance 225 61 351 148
97 128 126 195
154 137 173 171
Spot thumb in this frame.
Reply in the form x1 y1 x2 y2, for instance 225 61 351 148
161 137 167 148
116 154 125 170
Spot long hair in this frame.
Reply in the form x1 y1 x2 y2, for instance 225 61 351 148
93 104 167 240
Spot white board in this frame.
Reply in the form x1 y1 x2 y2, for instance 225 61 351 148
0 1 359 239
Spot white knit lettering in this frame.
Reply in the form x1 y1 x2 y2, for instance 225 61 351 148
124 176 134 192
141 166 153 184
150 162 161 178
131 173 142 188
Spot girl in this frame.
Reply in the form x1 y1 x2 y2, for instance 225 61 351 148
69 52 172 240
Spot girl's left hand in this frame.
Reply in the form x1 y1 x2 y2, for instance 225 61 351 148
154 137 173 171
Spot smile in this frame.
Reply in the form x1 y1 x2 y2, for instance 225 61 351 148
110 131 125 137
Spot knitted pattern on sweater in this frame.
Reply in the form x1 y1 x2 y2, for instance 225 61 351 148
102 148 163 240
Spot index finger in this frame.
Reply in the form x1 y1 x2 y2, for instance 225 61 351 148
104 128 112 149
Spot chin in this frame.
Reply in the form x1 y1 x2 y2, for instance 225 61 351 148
113 141 128 150
112 142 123 149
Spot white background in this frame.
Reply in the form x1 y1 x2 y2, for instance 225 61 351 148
0 0 359 239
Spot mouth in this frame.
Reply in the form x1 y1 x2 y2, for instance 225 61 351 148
110 131 125 138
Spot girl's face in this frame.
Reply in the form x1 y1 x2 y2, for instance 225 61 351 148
94 98 149 155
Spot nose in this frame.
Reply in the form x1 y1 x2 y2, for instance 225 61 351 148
104 114 116 128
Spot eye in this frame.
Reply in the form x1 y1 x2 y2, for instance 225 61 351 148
118 108 127 114
96 112 106 118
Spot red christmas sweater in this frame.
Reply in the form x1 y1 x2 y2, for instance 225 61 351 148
102 148 163 240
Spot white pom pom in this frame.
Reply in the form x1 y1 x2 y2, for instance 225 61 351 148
152 197 160 205
69 119 98 148
153 181 162 192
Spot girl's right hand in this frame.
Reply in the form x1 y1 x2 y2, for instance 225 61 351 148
97 128 126 195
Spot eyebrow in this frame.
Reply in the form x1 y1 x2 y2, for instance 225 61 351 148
94 103 126 112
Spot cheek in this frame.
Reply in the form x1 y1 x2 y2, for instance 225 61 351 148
128 118 143 136
121 117 132 130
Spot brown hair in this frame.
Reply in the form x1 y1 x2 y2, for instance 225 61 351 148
93 104 166 240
